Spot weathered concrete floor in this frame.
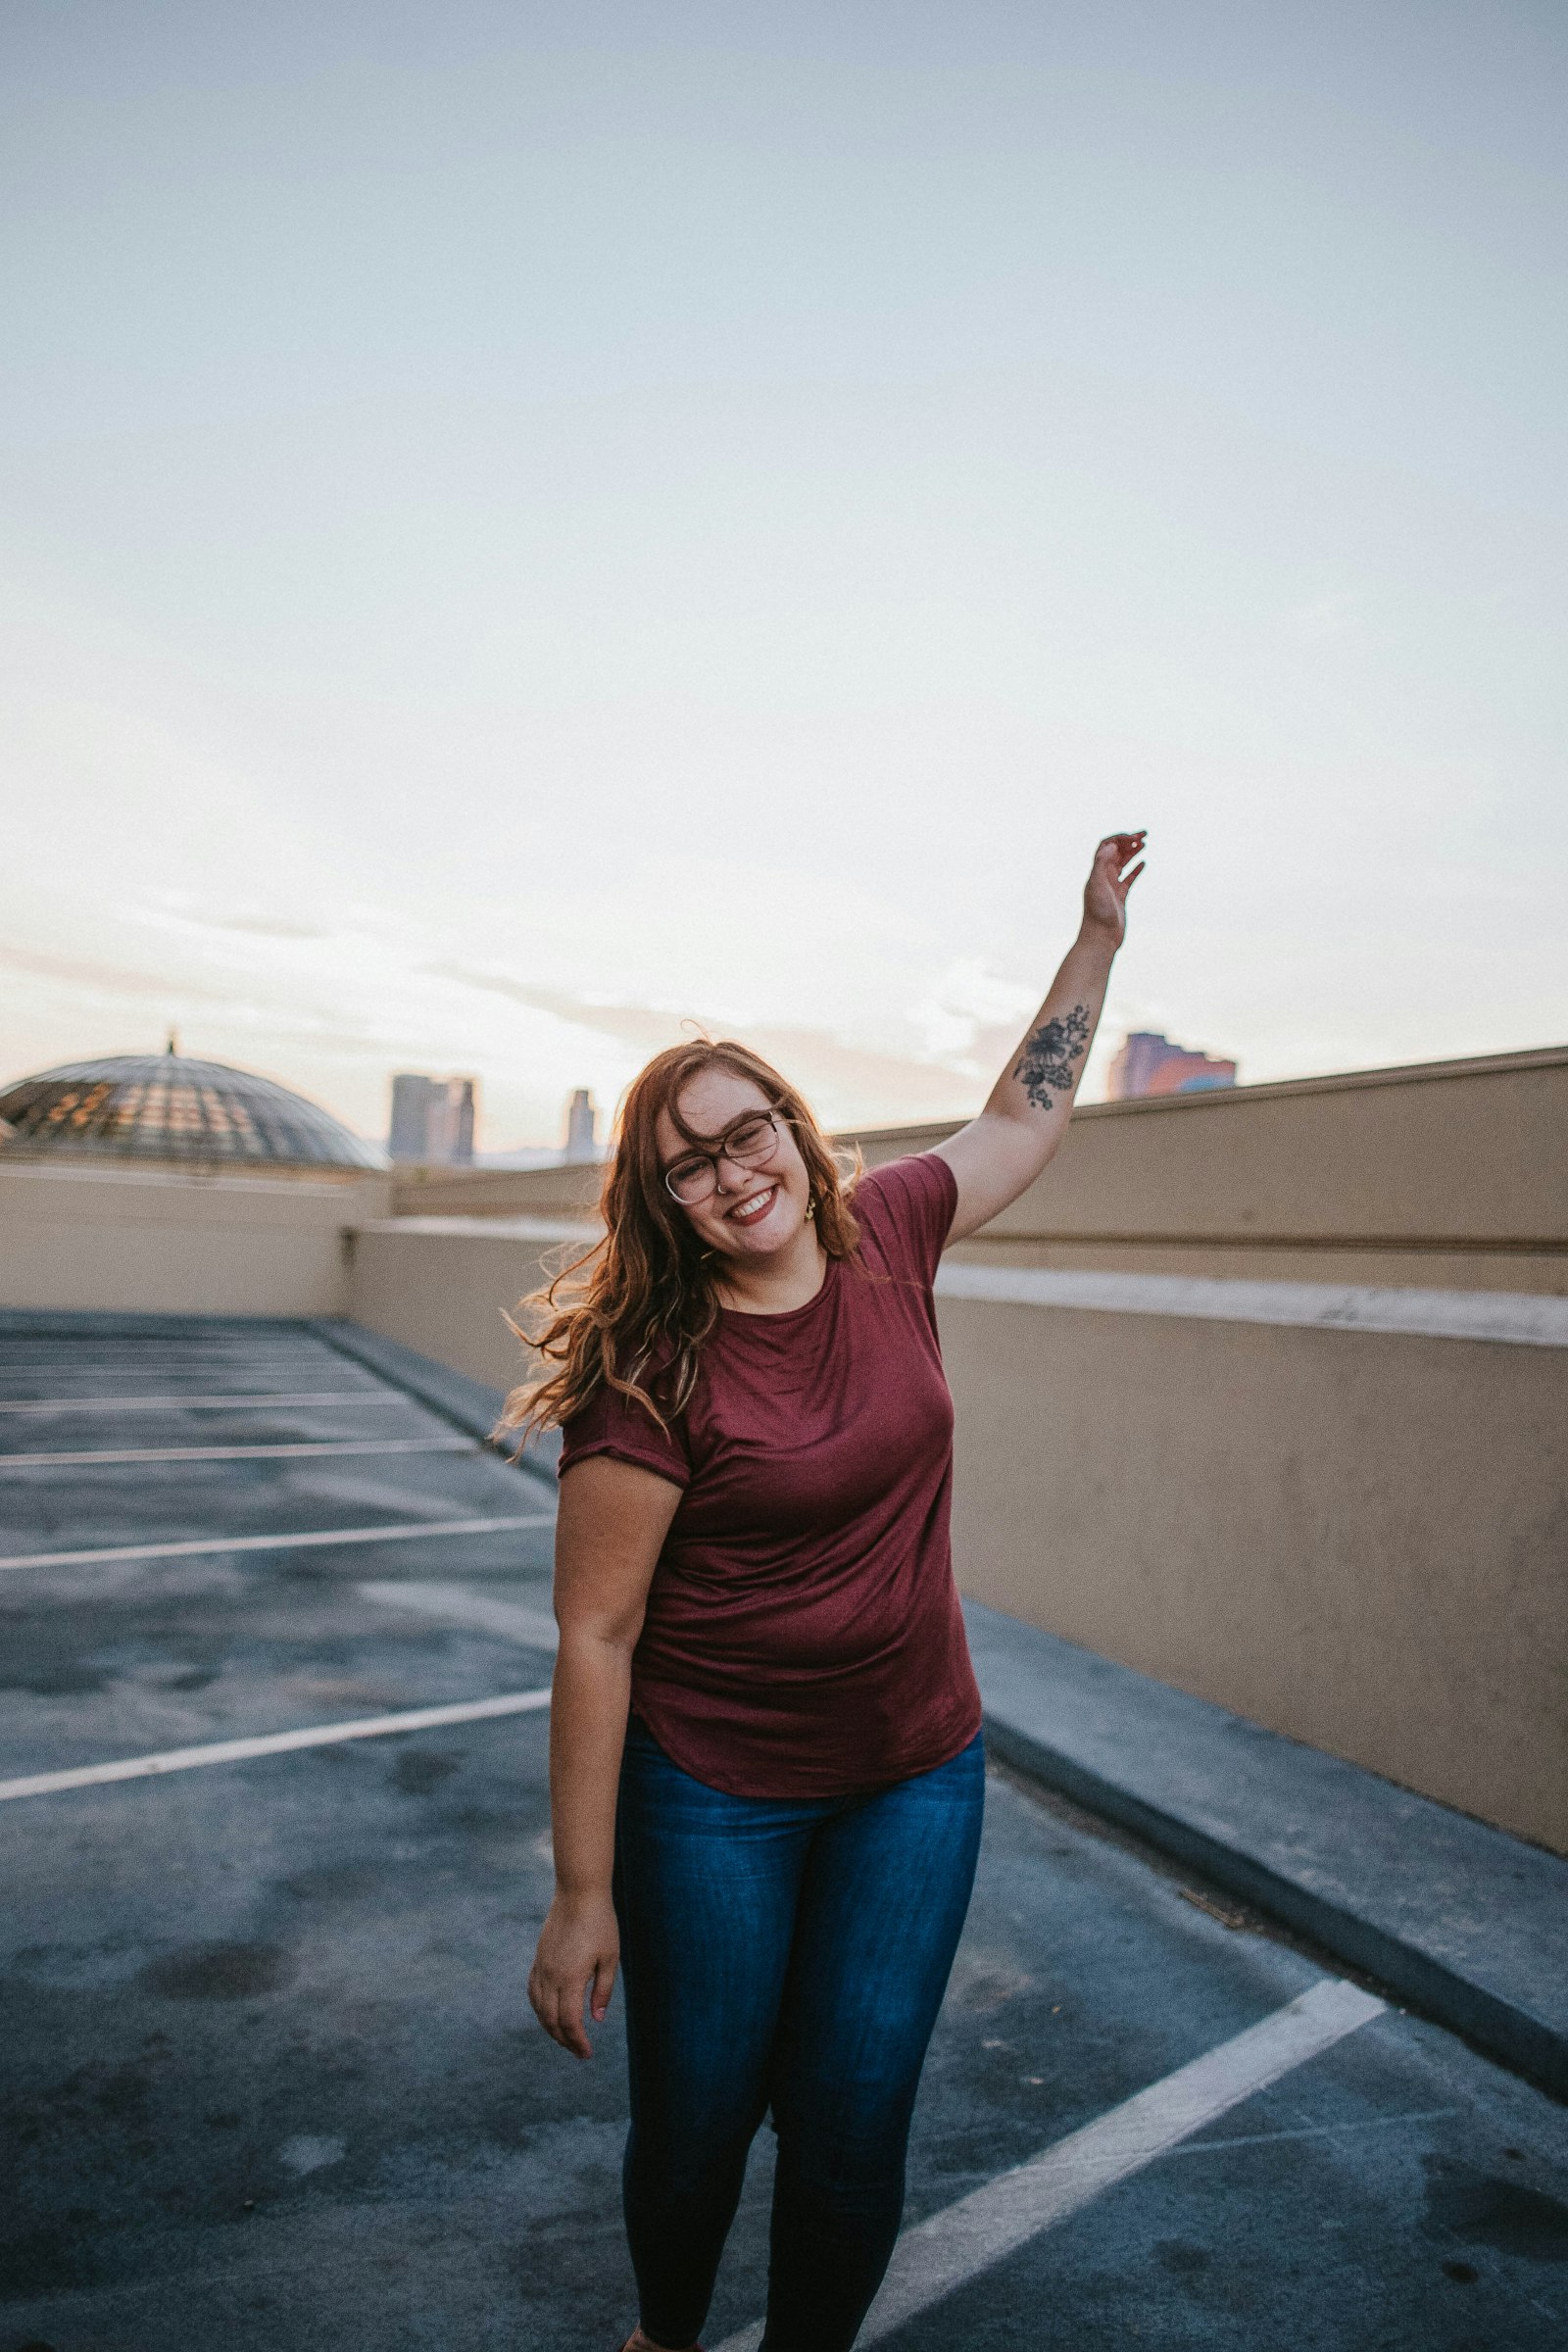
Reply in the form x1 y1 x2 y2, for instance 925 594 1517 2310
2 1316 1566 2349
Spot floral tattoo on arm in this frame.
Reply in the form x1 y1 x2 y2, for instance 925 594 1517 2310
1012 1003 1092 1112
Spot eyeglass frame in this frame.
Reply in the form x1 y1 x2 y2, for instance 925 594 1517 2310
661 1106 788 1204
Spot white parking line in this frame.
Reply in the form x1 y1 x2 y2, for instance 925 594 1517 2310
0 1437 478 1469
361 1579 561 1649
0 1513 555 1572
0 1392 385 1414
0 1687 555 1801
710 1979 1386 2352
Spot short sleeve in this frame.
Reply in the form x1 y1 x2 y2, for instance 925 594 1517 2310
558 1373 693 1491
853 1153 957 1290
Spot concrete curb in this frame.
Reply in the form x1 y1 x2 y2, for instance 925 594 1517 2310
309 1319 561 1493
963 1600 1568 2099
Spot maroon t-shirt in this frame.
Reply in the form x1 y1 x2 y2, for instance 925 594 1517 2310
557 1152 982 1798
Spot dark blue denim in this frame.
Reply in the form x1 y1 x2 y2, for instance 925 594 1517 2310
612 1716 985 2352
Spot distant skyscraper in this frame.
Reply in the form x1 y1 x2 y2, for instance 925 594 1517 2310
564 1088 599 1162
1107 1032 1238 1101
388 1073 476 1163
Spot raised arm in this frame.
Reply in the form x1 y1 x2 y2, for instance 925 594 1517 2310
528 1453 681 2060
935 831 1146 1245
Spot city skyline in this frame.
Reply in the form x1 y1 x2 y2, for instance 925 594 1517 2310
5 3 1565 1149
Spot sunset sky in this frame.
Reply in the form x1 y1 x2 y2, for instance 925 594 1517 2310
5 1 1564 1149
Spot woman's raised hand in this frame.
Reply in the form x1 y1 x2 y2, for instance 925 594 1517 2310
529 1890 620 2061
1081 831 1147 951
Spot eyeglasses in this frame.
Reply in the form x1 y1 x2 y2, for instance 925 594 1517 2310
662 1109 784 1204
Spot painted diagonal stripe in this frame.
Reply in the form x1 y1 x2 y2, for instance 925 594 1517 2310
710 1979 1385 2352
0 1391 387 1414
0 1437 477 1469
0 1512 555 1573
0 1687 554 1801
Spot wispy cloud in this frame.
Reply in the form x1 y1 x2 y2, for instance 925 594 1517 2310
739 1025 987 1126
429 967 710 1051
0 942 243 1004
193 912 333 940
429 964 990 1126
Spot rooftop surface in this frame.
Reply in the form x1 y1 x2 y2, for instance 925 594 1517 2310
2 1312 1566 2348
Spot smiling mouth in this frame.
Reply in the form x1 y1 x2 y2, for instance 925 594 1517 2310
728 1184 778 1225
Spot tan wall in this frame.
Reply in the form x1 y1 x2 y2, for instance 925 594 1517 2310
400 1045 1568 1294
860 1044 1568 1293
345 1216 585 1395
938 1294 1567 1854
0 1160 391 1318
339 1209 1566 1850
392 1161 604 1221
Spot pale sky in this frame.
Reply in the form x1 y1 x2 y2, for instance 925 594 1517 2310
5 1 1565 1149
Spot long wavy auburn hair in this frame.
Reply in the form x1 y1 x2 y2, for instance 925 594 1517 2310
496 1040 862 1443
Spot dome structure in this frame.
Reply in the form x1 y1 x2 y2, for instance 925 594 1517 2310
0 1050 387 1172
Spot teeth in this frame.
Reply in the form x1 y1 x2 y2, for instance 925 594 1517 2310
732 1187 775 1222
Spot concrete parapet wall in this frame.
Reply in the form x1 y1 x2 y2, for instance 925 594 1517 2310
937 1286 1567 1855
394 1045 1568 1294
342 1210 1565 1851
345 1215 589 1398
861 1044 1568 1294
392 1160 604 1222
0 1161 391 1317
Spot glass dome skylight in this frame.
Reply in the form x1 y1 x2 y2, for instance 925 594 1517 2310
0 1050 386 1171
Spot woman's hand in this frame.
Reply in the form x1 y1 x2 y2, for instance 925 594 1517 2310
529 1889 620 2061
1081 831 1147 952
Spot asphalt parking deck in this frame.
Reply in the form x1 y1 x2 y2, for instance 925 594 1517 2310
2 1312 1566 2349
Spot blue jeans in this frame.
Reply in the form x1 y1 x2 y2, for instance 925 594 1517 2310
612 1716 986 2351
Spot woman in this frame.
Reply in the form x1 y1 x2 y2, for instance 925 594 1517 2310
507 831 1145 2352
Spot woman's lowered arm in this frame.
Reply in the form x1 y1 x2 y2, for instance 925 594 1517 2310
529 1453 681 2061
935 831 1146 1246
